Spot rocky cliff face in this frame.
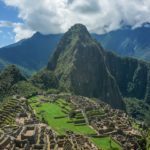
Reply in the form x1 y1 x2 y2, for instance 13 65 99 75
105 52 150 103
48 24 124 109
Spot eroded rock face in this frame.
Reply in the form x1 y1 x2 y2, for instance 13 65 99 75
105 52 150 103
48 24 124 109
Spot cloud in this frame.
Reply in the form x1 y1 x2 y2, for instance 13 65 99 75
2 0 150 37
0 20 14 27
0 20 34 41
13 23 35 42
69 0 101 14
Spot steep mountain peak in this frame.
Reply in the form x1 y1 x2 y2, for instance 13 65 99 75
32 32 43 38
47 24 96 70
47 24 124 109
63 23 91 43
68 23 89 34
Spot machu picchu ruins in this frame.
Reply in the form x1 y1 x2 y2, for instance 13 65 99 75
0 94 147 150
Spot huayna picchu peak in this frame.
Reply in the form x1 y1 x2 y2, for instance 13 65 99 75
48 24 124 109
66 23 91 39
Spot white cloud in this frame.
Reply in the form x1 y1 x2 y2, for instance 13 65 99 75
2 0 150 37
13 23 35 42
0 20 14 27
0 20 34 41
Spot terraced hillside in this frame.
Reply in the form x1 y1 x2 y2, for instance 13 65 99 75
0 97 26 127
29 96 96 136
29 94 147 150
0 95 99 150
0 94 148 150
29 95 123 150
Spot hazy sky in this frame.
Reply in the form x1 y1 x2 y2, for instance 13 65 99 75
1 0 150 47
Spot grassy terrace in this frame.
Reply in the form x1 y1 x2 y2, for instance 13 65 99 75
29 96 122 150
29 96 95 135
91 137 122 150
0 98 22 126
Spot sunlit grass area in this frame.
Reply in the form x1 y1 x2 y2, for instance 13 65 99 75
29 96 122 150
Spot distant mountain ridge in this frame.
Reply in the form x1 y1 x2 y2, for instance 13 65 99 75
0 32 62 74
93 25 150 61
1 25 150 75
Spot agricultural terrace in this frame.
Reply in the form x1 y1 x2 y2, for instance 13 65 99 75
29 96 122 150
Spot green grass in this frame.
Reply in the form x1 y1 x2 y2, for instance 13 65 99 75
29 96 122 150
91 137 122 150
147 130 150 150
29 97 95 135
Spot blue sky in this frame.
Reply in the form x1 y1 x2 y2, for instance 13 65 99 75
0 1 20 22
0 0 20 47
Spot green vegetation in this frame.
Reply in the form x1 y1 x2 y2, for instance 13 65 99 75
29 96 122 150
91 137 122 150
0 65 41 101
46 88 60 94
147 130 150 150
86 109 105 118
0 65 26 100
47 24 124 109
125 98 150 125
106 52 150 103
0 98 24 126
29 96 95 135
11 81 39 98
30 69 58 90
